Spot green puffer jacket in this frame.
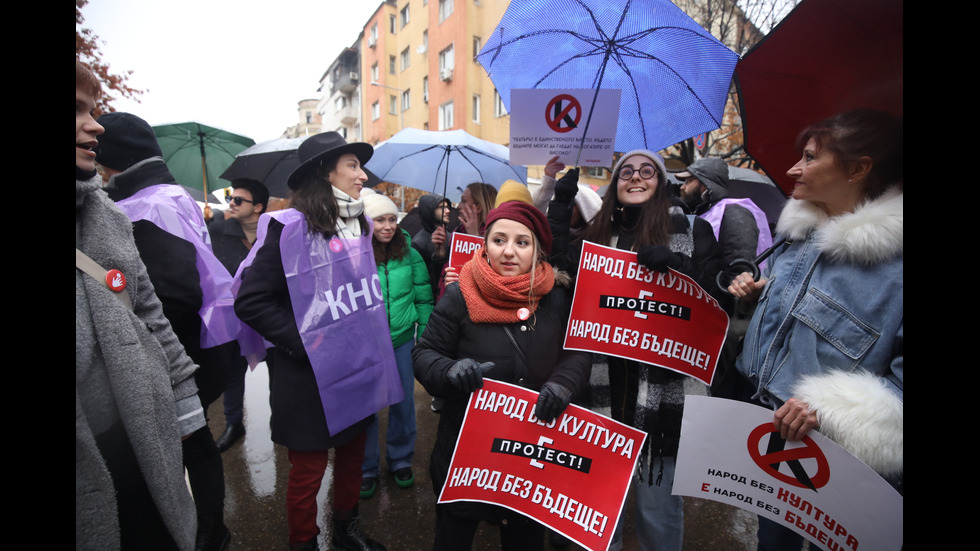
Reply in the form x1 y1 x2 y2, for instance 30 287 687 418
379 230 435 347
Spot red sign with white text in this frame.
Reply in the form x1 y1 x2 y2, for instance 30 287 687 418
448 232 484 272
564 241 729 385
438 379 646 551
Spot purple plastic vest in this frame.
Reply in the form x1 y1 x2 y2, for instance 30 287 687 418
233 209 403 435
114 184 240 349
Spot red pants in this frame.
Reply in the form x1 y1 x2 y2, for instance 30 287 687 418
286 430 366 544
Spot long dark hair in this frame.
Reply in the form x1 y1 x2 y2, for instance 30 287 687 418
578 174 673 250
372 226 410 266
289 158 367 238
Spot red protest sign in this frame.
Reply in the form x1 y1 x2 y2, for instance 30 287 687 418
564 241 729 385
439 379 646 551
448 232 484 272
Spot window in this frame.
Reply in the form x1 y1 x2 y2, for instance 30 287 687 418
390 14 397 34
439 0 453 22
389 55 396 75
402 89 411 112
439 100 454 130
335 96 347 112
400 47 410 71
369 23 378 45
473 36 482 60
372 101 380 121
423 76 429 102
421 30 428 53
389 95 398 115
306 111 313 124
439 44 455 71
494 90 507 117
400 5 410 27
371 63 379 81
472 94 481 123
587 167 608 178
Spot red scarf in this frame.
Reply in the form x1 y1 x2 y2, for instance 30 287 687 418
459 246 555 324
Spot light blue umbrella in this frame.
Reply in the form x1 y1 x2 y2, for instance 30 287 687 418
365 128 527 203
477 0 738 155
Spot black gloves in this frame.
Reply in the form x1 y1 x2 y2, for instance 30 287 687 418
534 382 573 423
447 359 496 393
637 245 681 273
554 168 580 204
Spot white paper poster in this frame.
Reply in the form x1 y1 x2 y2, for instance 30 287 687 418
509 89 621 167
674 396 902 551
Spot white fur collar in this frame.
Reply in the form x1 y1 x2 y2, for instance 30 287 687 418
775 186 903 265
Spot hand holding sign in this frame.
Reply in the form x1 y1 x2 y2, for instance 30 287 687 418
447 359 496 393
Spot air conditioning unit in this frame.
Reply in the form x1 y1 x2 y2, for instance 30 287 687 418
368 36 377 48
349 72 359 81
439 68 453 81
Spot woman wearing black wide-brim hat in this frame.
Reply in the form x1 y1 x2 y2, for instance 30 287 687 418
235 131 391 551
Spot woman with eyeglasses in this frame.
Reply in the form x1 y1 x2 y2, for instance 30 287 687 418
554 150 725 551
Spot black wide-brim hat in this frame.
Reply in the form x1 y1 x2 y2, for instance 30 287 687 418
287 131 374 190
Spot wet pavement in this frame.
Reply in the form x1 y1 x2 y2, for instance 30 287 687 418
208 363 759 550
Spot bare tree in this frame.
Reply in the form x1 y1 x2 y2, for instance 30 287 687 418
664 0 799 171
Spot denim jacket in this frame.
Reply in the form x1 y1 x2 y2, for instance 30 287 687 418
737 186 903 405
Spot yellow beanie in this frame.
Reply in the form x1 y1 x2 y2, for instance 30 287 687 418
493 180 532 208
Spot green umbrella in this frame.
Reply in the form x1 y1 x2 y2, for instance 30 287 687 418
152 122 255 202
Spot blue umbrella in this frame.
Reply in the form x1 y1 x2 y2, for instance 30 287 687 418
364 128 528 203
477 0 738 156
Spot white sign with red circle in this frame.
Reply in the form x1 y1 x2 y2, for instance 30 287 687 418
509 88 621 167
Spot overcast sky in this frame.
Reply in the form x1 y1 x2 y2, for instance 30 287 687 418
81 0 383 143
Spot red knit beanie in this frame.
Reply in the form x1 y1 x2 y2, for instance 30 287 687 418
484 201 552 255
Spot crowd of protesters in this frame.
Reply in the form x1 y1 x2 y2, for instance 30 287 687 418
78 55 901 551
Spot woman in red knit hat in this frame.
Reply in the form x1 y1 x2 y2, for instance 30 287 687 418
413 201 591 551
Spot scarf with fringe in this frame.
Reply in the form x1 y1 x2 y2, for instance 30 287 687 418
458 246 555 324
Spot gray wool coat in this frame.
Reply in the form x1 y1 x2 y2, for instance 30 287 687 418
76 175 205 550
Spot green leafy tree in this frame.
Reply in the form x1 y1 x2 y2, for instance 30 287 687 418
76 0 144 114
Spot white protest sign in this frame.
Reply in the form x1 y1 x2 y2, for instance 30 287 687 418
674 396 903 551
509 89 621 167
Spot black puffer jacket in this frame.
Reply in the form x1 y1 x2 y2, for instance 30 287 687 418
413 281 591 499
411 194 448 298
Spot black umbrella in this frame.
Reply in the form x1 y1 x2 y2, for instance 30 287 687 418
725 167 786 231
221 136 381 198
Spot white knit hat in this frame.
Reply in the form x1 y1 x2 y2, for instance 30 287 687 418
574 183 603 223
362 191 398 220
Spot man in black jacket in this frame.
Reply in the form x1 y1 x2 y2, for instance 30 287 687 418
208 178 268 451
96 112 234 551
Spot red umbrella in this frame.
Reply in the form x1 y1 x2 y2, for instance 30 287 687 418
735 0 903 195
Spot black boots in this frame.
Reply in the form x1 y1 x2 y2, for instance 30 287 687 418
215 421 245 452
332 508 386 551
195 514 231 551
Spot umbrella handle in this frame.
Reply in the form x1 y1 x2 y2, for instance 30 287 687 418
716 238 789 295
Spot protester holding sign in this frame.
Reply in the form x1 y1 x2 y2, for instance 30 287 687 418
556 149 725 551
234 132 396 551
728 110 903 551
413 201 591 551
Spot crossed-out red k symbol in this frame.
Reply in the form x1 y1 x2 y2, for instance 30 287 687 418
747 423 830 491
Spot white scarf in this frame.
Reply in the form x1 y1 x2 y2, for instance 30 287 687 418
333 186 364 238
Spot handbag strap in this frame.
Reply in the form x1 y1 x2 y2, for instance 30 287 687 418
76 248 133 311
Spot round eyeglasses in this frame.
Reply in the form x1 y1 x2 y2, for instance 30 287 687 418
617 165 657 181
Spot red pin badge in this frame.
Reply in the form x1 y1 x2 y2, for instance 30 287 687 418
105 269 127 292
517 307 530 321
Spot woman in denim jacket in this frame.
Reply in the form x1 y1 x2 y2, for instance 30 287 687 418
729 110 902 550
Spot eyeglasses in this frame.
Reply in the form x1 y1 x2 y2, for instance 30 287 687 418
229 196 255 206
617 165 657 181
